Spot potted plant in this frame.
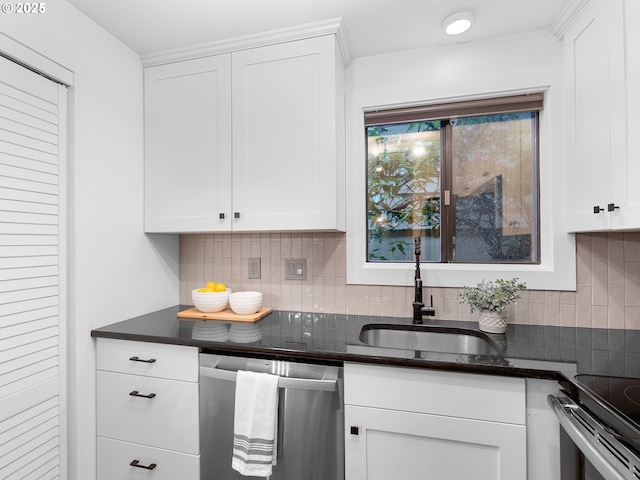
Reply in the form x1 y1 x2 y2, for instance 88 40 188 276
459 278 526 334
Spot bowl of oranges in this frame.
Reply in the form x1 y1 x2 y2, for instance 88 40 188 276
192 281 231 313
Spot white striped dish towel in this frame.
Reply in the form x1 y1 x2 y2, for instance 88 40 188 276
232 370 279 477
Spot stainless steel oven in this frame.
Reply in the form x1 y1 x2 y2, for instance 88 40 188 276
549 375 640 480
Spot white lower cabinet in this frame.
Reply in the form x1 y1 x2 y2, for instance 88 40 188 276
344 363 527 480
97 371 199 454
98 437 199 480
96 338 200 480
345 405 525 480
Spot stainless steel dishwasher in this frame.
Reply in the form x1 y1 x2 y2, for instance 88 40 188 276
199 353 344 480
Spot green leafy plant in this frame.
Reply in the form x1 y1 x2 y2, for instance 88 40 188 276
459 278 526 313
367 122 441 261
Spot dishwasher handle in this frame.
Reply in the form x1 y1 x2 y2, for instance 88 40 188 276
200 364 338 392
548 394 627 480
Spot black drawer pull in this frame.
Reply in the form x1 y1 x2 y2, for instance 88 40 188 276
129 390 156 399
129 356 156 363
130 459 157 470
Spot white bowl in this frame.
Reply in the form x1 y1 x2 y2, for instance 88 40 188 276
228 291 262 315
192 288 231 313
229 323 262 343
192 322 230 342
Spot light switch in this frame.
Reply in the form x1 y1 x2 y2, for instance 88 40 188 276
285 258 307 280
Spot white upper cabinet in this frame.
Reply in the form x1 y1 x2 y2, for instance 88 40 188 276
143 21 347 233
232 35 345 232
565 0 640 231
144 55 232 233
623 0 640 228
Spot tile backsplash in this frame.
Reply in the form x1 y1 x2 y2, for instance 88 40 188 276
179 232 640 330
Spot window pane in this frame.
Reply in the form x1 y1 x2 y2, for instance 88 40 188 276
367 122 441 262
452 113 538 263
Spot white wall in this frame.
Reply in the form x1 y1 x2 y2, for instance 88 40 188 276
345 30 576 291
0 2 179 479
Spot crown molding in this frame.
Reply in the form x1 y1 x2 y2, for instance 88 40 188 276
549 0 590 40
141 17 350 67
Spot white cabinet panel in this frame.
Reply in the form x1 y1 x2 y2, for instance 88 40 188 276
96 338 198 382
565 0 614 231
526 378 561 480
565 0 640 231
97 371 199 454
232 35 344 231
144 54 232 233
96 339 200 480
344 363 527 480
345 362 526 424
143 31 345 233
619 0 640 229
97 437 199 480
345 405 526 480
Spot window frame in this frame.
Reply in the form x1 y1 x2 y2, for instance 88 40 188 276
365 97 542 265
346 84 576 291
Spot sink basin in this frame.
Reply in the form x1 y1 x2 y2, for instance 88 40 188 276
359 323 502 356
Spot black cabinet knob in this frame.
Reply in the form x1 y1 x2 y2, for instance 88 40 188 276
219 213 225 219
607 203 620 212
234 212 240 219
350 426 359 435
593 206 604 214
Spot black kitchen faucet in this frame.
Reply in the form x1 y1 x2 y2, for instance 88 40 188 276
412 236 436 324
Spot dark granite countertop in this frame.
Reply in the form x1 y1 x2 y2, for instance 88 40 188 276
91 305 640 382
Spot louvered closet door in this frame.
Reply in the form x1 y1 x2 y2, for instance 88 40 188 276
0 55 66 480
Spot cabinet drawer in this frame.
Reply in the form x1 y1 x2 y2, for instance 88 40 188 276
344 363 526 425
97 371 199 454
97 338 198 382
97 436 199 480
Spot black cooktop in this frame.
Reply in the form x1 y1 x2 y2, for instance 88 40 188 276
573 374 640 455
576 374 640 429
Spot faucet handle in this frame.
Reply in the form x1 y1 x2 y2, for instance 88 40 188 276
414 236 421 258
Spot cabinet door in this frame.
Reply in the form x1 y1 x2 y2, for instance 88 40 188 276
145 55 232 232
565 0 626 232
232 35 344 231
615 0 640 229
345 405 526 480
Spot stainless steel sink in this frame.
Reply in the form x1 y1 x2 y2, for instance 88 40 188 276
359 323 502 355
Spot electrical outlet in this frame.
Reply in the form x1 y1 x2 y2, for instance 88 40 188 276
248 258 261 279
285 258 307 280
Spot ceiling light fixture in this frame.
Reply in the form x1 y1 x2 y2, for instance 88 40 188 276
442 11 474 36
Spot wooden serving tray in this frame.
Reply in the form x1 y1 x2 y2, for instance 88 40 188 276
177 307 272 323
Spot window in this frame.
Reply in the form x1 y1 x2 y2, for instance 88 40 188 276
365 94 542 265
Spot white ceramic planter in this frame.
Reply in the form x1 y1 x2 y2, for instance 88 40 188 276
478 310 508 334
